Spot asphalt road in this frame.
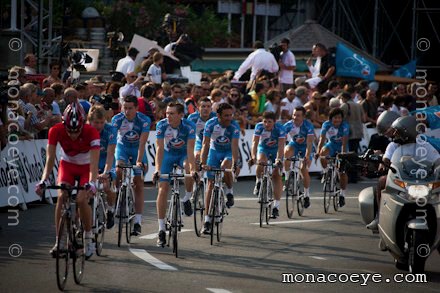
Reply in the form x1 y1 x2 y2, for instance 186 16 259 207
1 177 439 293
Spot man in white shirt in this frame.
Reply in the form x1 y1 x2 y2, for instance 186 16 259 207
233 41 279 81
116 47 139 76
24 54 37 75
280 88 296 123
278 38 296 94
119 72 142 100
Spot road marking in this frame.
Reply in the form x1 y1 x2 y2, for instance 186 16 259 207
144 197 357 203
129 248 177 271
139 229 192 240
206 289 233 293
310 256 327 260
250 218 341 225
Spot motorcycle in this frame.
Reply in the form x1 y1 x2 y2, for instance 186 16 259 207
359 147 440 273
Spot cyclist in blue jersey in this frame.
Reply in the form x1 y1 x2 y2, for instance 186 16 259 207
248 111 285 218
111 95 151 236
88 105 117 229
283 106 315 208
200 103 241 234
153 102 197 247
315 108 349 207
187 97 217 163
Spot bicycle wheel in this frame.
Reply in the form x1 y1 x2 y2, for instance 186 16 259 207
296 180 304 216
95 195 106 256
72 219 85 285
126 187 134 243
259 178 268 227
117 186 126 247
210 188 217 245
56 214 69 291
285 172 296 219
266 180 273 225
193 182 204 237
216 190 225 242
333 174 340 211
172 196 179 257
323 170 331 214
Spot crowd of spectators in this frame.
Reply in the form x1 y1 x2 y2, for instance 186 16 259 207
1 45 439 151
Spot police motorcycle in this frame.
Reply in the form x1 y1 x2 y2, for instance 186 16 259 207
359 116 440 273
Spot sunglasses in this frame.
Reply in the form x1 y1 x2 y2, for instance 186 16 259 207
66 128 81 134
230 94 239 97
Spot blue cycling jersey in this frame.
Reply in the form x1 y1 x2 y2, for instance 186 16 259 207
188 111 216 151
98 123 117 170
204 117 240 152
254 122 286 151
320 120 349 147
156 118 196 155
283 119 315 148
111 112 151 147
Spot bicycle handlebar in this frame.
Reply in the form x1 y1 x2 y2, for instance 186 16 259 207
159 173 193 179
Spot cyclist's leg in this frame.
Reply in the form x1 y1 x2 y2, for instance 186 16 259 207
221 156 234 207
320 143 332 170
284 144 295 177
131 149 148 226
114 144 129 189
156 180 169 246
204 150 220 224
76 166 95 256
299 149 312 195
182 157 194 216
254 151 267 195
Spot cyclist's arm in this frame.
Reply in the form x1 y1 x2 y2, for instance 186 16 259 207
136 132 149 165
305 135 314 159
251 135 259 160
276 137 285 161
155 138 164 172
186 138 196 173
200 135 210 166
316 133 326 155
103 144 116 174
41 144 56 181
89 149 99 182
341 136 348 153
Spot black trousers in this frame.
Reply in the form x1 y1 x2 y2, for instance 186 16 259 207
348 139 361 182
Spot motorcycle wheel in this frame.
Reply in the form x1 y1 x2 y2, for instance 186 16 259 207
408 229 429 274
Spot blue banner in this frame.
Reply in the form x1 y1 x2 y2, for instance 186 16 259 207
392 60 416 78
335 43 378 80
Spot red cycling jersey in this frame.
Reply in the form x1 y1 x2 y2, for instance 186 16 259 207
48 123 100 165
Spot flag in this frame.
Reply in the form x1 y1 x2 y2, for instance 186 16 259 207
335 43 378 80
392 60 417 78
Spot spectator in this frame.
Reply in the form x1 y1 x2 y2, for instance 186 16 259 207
248 82 266 117
306 43 335 91
9 66 27 85
200 81 212 98
361 89 378 127
42 87 62 126
323 80 340 100
51 82 65 112
317 95 331 122
377 94 394 116
280 88 296 123
105 81 122 115
304 91 324 128
22 83 50 137
147 52 166 85
186 85 203 115
163 84 185 107
138 84 156 123
119 71 142 99
233 41 279 82
210 89 224 113
427 82 438 106
391 95 409 116
116 47 139 75
43 61 62 87
264 89 281 117
394 83 406 96
161 82 171 98
24 53 37 75
293 86 308 108
73 83 91 114
339 92 365 154
225 87 242 110
278 38 296 94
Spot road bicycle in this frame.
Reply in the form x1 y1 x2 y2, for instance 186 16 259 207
45 183 86 291
321 156 341 213
207 167 233 245
115 164 137 247
92 182 107 256
192 169 206 237
284 155 306 218
159 164 192 257
255 159 277 227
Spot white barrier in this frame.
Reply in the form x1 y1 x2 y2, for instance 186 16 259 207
0 128 376 207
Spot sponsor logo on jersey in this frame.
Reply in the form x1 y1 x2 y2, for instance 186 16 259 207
169 138 185 148
215 136 230 145
263 138 277 147
124 130 140 142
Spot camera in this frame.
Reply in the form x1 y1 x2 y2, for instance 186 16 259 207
99 94 119 111
269 42 282 62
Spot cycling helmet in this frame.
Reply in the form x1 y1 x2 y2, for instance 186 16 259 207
376 111 400 135
390 116 417 144
63 102 85 132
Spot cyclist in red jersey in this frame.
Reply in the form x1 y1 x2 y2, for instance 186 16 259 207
36 102 100 259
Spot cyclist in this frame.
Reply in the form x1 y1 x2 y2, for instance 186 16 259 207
248 111 285 218
315 107 349 207
36 102 99 259
200 103 241 234
283 106 315 208
111 95 151 236
88 105 117 229
187 97 216 164
153 102 197 247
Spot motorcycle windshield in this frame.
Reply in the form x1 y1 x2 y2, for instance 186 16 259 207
395 157 437 182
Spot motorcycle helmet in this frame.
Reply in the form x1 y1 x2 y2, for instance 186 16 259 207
376 110 400 135
390 116 417 144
